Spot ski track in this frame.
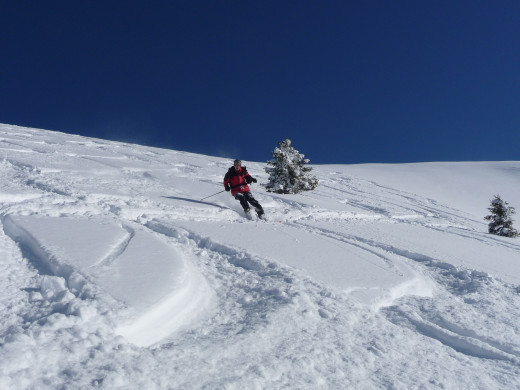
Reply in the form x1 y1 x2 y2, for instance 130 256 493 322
286 184 520 379
383 304 520 363
88 225 135 269
291 221 406 277
292 206 520 362
320 175 482 226
145 220 300 332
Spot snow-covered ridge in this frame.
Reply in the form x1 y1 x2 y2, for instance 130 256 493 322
1 123 519 389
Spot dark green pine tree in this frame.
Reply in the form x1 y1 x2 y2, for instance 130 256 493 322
484 195 519 237
264 139 318 194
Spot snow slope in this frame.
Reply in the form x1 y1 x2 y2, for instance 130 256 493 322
1 124 519 389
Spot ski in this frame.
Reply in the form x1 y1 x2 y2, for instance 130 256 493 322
241 209 267 221
256 212 267 221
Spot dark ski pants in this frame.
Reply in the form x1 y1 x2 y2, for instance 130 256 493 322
234 191 264 215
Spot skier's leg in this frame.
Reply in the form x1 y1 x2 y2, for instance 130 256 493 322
234 193 250 211
244 192 264 216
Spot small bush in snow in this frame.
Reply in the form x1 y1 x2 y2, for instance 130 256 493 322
264 139 318 194
484 195 519 237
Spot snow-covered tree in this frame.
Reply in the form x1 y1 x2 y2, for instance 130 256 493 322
484 195 519 238
264 139 318 194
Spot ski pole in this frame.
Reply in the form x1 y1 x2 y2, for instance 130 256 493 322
200 190 225 201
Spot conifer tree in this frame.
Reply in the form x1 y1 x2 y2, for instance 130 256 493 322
484 195 519 237
264 139 318 194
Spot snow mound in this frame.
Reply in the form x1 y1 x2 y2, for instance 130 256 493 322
2 214 215 346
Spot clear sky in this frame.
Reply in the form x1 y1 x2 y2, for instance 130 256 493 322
1 1 519 164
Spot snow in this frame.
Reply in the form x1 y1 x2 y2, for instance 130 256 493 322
1 124 520 389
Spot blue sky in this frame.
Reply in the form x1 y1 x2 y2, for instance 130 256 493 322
1 1 519 164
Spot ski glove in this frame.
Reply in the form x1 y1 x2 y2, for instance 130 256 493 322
251 178 257 183
225 184 231 191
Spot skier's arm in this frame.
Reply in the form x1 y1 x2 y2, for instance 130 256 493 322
244 172 257 184
223 176 231 191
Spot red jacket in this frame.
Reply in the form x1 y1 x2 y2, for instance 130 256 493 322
224 166 252 196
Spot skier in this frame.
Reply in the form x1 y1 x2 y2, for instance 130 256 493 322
224 159 265 219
